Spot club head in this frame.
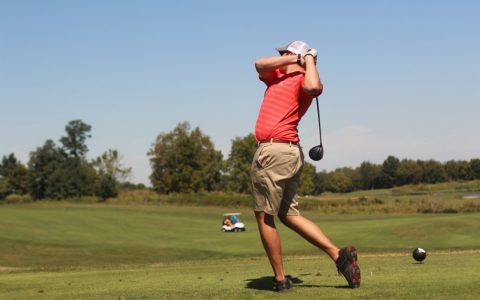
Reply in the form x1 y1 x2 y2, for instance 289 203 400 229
309 145 324 161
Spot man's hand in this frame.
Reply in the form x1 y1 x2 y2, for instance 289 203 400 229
303 48 317 59
302 48 317 65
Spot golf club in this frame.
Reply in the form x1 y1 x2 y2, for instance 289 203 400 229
309 96 324 161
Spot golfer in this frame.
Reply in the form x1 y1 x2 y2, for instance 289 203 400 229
251 41 360 292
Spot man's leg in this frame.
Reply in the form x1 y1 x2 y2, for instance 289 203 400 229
278 214 361 288
254 211 285 281
278 214 339 262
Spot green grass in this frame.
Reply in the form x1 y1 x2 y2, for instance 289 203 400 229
0 203 479 299
1 253 479 299
1 203 479 269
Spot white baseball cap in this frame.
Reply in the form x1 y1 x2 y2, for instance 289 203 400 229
276 40 311 55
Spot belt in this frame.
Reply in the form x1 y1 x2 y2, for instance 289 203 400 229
257 138 299 145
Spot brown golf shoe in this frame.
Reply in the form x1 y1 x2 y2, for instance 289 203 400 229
336 246 361 288
273 275 292 292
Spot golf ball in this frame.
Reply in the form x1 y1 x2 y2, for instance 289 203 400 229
412 247 427 262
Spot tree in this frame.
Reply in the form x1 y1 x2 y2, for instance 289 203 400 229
359 161 381 190
0 153 28 196
50 119 99 199
378 156 400 188
96 174 118 199
396 159 423 185
298 162 316 195
93 149 132 182
0 177 8 199
226 134 257 193
28 120 99 200
27 140 65 199
339 167 362 191
313 171 329 194
93 149 132 199
148 122 223 193
469 159 480 180
328 171 353 193
444 160 471 181
44 157 98 199
421 159 448 183
60 120 92 158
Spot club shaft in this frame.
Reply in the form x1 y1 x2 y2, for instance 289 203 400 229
315 97 322 144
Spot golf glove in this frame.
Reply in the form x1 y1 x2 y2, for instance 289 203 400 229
303 48 317 64
303 48 317 59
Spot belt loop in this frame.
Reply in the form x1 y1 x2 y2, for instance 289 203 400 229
269 138 273 144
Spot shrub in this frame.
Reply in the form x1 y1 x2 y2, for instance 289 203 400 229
5 194 33 204
112 189 162 203
65 196 101 203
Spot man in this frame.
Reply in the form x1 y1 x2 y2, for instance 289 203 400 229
251 41 360 292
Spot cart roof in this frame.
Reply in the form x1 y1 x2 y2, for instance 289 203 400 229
223 213 242 216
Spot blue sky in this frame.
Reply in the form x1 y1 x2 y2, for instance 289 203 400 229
1 1 479 185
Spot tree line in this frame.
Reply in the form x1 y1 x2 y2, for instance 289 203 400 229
2 121 480 201
312 156 480 193
0 120 132 201
148 122 480 194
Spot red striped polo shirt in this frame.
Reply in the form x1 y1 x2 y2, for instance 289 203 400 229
254 69 314 143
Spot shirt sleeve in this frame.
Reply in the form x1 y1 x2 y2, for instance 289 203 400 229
259 69 282 85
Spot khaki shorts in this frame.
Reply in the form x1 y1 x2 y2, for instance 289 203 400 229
250 142 304 216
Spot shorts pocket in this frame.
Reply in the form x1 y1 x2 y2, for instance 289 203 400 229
256 144 273 169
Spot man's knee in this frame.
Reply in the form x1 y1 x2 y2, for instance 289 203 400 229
255 211 276 227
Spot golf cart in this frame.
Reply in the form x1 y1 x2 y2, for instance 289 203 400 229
222 213 246 232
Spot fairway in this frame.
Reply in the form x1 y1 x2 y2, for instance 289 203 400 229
1 252 479 299
1 203 479 299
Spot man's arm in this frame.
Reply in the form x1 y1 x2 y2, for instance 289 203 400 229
302 55 323 97
255 55 298 82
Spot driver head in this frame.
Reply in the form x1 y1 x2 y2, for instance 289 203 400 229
309 145 324 161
